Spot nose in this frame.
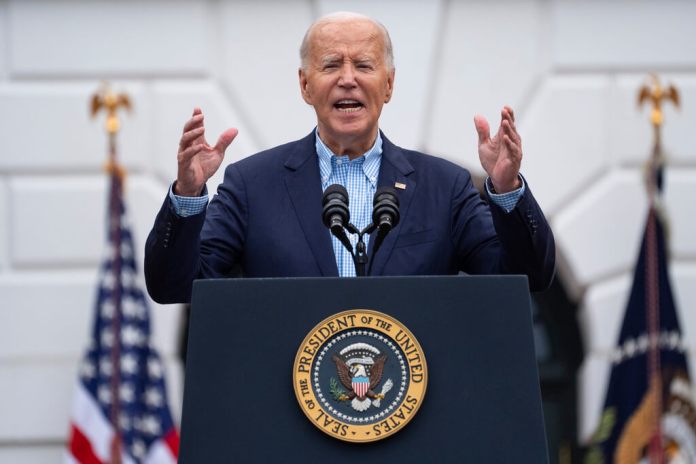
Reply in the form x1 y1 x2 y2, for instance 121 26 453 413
338 63 357 88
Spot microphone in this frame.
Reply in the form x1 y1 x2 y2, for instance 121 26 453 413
368 187 400 275
372 187 400 233
322 184 355 256
322 184 350 234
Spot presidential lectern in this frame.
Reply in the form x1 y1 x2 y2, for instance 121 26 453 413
179 276 549 463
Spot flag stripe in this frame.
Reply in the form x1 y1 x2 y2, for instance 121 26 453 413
145 436 178 464
163 429 179 457
68 383 140 464
69 423 103 464
70 382 113 462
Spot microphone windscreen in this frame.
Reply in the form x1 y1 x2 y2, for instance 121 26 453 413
323 184 349 204
322 184 350 229
372 187 400 229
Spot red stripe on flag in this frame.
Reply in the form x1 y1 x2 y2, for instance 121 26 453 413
163 428 180 457
69 423 104 464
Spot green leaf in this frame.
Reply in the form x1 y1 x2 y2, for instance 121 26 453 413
330 377 346 400
590 408 616 443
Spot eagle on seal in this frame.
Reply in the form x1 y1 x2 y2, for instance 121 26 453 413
332 353 387 412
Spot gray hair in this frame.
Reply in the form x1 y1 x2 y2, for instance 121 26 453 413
299 12 394 71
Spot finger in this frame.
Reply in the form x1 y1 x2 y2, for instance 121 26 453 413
502 119 521 145
177 143 206 164
182 113 205 133
214 128 239 153
503 135 522 158
179 126 205 150
473 115 490 145
503 106 515 123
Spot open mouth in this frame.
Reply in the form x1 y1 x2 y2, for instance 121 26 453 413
334 99 364 113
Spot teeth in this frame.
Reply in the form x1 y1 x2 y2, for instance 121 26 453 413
335 99 362 112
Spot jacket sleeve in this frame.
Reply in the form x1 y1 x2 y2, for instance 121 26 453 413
487 182 556 291
451 171 555 291
144 164 249 304
144 197 207 304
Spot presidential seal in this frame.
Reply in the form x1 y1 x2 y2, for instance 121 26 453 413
293 310 427 443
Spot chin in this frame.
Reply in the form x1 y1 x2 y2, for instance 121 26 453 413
328 121 373 139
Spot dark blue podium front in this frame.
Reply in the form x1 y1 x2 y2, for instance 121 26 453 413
180 276 548 463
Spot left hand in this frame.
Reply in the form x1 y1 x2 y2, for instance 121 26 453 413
474 106 523 193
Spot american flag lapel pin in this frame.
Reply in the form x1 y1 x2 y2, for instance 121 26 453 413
394 182 406 190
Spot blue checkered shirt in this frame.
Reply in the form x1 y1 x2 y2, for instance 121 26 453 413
169 133 525 276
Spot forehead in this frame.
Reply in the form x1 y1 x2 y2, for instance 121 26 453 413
309 19 385 59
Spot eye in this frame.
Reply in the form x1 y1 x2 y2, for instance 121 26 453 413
322 61 340 71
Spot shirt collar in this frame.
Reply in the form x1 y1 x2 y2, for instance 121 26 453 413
316 128 382 188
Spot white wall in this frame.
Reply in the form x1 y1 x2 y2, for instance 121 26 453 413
0 0 694 460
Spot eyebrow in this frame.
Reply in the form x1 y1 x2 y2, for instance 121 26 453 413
320 55 376 66
321 55 342 66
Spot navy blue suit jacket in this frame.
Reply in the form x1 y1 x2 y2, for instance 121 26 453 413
145 132 555 304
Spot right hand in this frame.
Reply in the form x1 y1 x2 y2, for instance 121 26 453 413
175 107 238 196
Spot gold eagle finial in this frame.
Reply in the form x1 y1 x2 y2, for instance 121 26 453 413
90 82 132 135
637 73 680 128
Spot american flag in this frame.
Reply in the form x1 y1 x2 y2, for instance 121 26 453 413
66 171 179 463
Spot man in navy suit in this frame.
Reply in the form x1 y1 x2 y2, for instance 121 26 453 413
145 12 555 304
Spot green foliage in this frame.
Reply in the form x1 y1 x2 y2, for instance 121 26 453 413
590 408 616 444
330 377 346 400
583 446 605 464
583 407 616 464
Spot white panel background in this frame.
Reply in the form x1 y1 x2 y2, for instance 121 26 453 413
0 0 695 459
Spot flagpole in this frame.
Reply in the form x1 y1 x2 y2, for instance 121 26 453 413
637 74 679 464
91 83 132 464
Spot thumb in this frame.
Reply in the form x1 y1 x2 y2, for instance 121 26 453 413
215 128 239 153
473 115 490 146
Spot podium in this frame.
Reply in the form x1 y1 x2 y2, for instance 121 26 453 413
180 276 549 463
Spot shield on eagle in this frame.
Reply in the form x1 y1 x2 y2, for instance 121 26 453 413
352 376 369 398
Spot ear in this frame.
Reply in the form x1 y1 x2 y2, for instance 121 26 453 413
384 68 395 103
299 68 313 105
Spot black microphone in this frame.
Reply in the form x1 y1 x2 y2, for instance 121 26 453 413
322 184 350 234
368 187 400 275
322 184 355 257
372 187 400 233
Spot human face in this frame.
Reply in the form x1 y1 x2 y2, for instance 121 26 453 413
299 18 395 157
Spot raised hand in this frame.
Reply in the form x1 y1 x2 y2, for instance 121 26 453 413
474 106 523 193
175 107 238 197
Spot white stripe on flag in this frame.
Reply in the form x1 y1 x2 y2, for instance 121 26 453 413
145 439 177 464
68 382 138 464
70 382 113 462
63 451 78 464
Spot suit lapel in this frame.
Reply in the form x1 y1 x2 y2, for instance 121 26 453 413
284 132 339 276
368 134 416 276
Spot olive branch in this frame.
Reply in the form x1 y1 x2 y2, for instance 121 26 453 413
330 377 346 401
